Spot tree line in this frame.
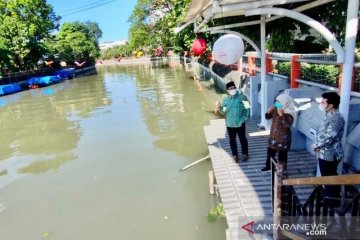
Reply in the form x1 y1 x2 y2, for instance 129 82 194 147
0 0 358 70
0 0 102 73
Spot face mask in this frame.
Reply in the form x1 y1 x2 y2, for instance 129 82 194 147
274 102 282 109
228 89 237 96
318 104 326 112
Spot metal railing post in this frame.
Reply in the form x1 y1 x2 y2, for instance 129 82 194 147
266 54 273 73
291 55 300 88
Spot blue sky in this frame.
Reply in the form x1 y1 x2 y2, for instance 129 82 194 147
47 0 137 42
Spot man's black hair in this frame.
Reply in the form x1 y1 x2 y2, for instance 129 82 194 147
322 91 340 109
226 81 236 89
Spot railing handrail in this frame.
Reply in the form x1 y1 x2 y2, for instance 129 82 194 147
245 51 360 64
295 79 360 98
283 174 360 186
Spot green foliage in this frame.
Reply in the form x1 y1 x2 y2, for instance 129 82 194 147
0 0 60 70
306 1 349 46
265 19 297 52
207 203 225 222
277 62 291 77
276 61 340 87
0 2 102 70
293 36 328 53
301 63 340 86
263 1 358 53
84 21 103 43
101 45 129 60
51 21 102 61
128 24 152 53
127 0 194 55
355 66 360 92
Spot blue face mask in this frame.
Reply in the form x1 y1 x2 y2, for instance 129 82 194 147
274 102 282 109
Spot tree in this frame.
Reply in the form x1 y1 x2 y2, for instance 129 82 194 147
52 21 102 61
100 44 128 60
128 23 152 53
0 0 60 71
84 21 102 43
128 0 195 55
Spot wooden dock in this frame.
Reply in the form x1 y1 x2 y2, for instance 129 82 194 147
204 117 318 240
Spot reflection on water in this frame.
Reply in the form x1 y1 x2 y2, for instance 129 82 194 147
133 65 219 158
0 65 226 240
0 77 109 181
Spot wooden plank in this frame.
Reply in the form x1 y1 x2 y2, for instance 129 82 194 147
204 117 318 240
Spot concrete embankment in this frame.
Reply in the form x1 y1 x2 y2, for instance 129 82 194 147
96 56 181 67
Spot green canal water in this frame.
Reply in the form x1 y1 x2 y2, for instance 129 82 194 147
0 64 227 240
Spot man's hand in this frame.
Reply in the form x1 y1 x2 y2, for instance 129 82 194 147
312 144 320 152
215 101 221 108
214 101 221 114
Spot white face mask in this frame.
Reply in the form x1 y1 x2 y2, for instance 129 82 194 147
318 104 326 112
228 89 237 96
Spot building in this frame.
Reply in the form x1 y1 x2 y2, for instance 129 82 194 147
99 40 127 50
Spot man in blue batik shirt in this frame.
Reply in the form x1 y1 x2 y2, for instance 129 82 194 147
312 91 344 206
215 81 250 163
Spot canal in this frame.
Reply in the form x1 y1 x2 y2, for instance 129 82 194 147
0 64 227 240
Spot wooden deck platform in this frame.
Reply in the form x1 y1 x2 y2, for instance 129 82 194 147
204 117 318 240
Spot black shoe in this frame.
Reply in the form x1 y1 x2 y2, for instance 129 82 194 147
240 154 249 161
260 167 271 173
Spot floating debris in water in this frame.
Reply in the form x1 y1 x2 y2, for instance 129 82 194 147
0 169 8 176
42 232 50 238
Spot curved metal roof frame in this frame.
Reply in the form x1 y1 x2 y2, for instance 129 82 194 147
175 0 344 60
175 0 319 33
210 29 261 55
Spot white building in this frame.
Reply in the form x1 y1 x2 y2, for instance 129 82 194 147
99 40 128 50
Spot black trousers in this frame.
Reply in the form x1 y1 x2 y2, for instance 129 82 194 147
318 158 341 204
265 147 288 169
227 123 248 157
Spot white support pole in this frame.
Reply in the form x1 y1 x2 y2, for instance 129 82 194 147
259 15 268 129
195 0 219 33
174 20 194 34
194 13 214 33
340 0 359 146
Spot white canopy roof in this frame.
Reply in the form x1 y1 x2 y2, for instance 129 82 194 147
176 0 330 33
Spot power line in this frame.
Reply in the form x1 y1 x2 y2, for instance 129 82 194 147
61 0 112 14
61 0 117 17
61 0 115 15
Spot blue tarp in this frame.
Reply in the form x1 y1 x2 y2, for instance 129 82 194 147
0 83 22 96
26 76 62 86
53 68 75 80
